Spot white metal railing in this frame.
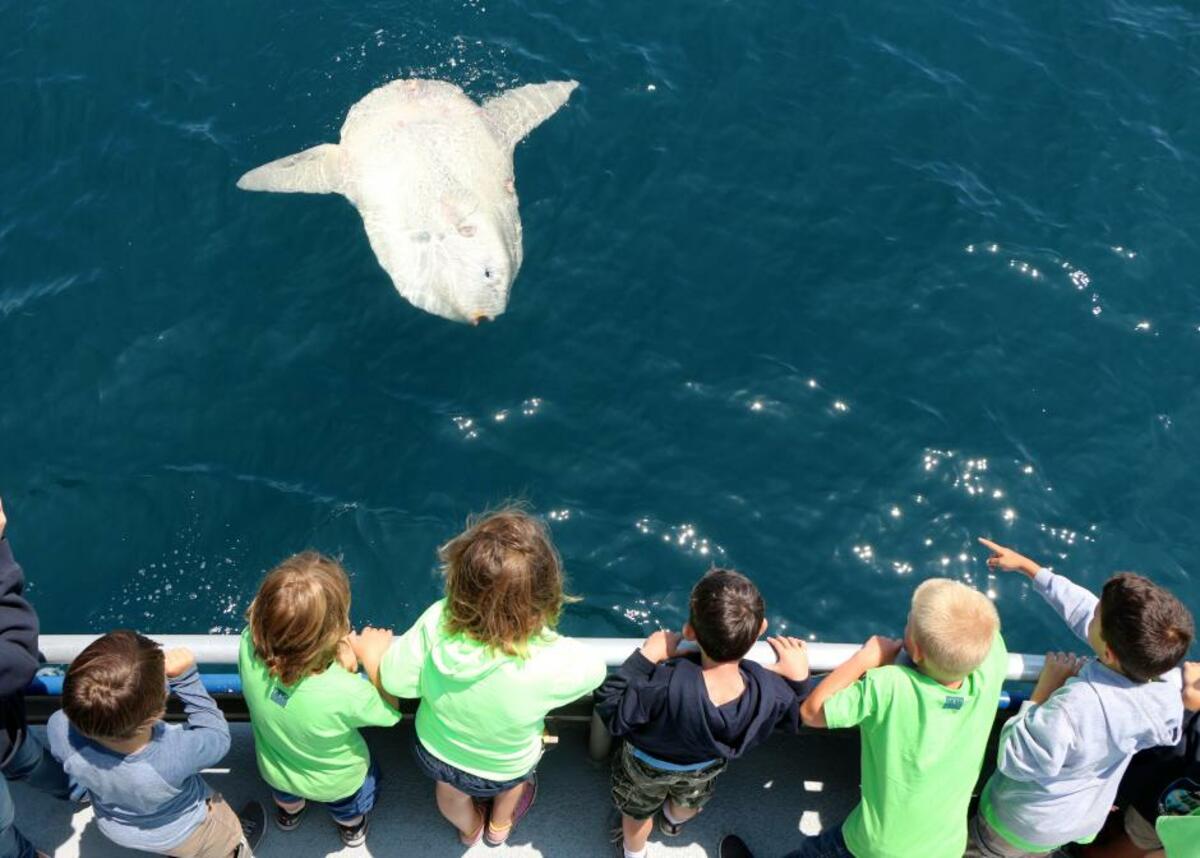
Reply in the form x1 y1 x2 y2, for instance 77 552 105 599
39 634 1045 681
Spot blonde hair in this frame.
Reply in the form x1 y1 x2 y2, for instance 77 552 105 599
247 552 351 686
909 578 999 681
440 506 569 656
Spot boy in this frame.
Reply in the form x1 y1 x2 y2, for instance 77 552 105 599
0 496 72 858
970 538 1194 857
724 576 1007 858
594 568 813 858
48 631 265 858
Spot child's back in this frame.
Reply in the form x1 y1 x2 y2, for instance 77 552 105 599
830 632 1007 857
972 544 1192 853
47 633 237 855
796 577 1007 858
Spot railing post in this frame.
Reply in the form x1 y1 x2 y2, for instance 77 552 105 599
588 709 612 761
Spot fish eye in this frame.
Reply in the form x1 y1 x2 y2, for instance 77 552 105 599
484 268 492 279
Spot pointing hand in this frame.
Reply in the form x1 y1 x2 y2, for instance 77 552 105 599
978 538 1041 579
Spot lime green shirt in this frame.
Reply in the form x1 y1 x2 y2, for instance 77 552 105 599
238 629 400 802
824 633 1008 858
380 600 607 781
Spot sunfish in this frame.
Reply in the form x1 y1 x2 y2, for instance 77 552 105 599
237 78 578 324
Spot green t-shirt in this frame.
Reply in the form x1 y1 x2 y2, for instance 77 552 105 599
380 599 607 781
824 633 1008 858
238 629 400 802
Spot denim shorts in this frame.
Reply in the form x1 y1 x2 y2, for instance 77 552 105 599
272 757 380 822
411 739 534 799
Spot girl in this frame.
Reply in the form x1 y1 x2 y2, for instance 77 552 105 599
238 552 400 848
355 508 606 845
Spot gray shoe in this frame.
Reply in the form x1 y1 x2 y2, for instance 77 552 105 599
236 800 267 856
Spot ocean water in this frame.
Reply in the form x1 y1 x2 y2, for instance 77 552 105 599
2 1 1198 657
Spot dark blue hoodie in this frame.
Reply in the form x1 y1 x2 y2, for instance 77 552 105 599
0 537 40 766
594 650 812 766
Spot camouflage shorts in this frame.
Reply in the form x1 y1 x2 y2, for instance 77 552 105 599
610 742 728 820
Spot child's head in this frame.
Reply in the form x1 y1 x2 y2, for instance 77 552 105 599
1089 573 1193 682
63 630 166 740
440 507 567 655
906 578 999 683
247 551 352 685
685 568 766 663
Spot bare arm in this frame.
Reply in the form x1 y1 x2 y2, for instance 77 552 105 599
800 636 901 728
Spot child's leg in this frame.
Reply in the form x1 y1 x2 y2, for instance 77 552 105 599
434 781 484 840
663 800 701 825
489 779 529 827
622 814 655 854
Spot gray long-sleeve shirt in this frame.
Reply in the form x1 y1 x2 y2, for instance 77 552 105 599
980 569 1183 850
47 666 231 852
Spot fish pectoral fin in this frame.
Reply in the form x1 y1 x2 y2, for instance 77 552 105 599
481 81 579 152
236 143 346 195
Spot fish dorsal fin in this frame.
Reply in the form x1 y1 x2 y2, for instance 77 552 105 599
236 143 346 195
481 81 579 152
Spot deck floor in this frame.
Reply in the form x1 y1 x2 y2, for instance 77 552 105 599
15 723 862 858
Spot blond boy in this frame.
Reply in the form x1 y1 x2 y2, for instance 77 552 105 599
790 579 1005 858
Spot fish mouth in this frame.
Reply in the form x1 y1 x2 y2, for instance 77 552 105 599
470 313 493 326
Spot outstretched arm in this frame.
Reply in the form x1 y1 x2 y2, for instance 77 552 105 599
800 636 901 728
979 538 1098 643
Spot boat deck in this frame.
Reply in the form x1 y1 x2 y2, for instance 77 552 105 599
15 721 864 858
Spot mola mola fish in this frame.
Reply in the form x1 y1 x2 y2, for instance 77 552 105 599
237 78 578 324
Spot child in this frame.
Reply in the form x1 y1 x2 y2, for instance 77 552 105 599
238 552 399 848
47 632 264 858
1082 662 1200 857
724 576 1007 858
971 538 1195 858
353 508 607 846
0 496 72 858
595 568 812 858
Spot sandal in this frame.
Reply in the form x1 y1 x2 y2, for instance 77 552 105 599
484 777 538 846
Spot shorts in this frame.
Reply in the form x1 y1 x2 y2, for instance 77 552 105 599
610 741 727 820
411 739 534 799
168 795 243 858
272 758 379 822
1124 805 1162 851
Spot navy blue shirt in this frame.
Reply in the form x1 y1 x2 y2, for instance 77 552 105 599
594 650 812 766
0 539 39 766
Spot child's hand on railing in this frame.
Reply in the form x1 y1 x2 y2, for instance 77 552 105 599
766 636 810 682
164 647 196 678
1031 651 1086 703
640 630 681 663
857 635 903 670
0 497 7 540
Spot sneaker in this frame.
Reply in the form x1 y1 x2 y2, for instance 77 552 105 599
238 801 267 854
720 834 756 858
337 815 369 848
274 800 307 832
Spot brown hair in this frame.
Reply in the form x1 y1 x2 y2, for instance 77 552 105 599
440 507 568 655
1100 573 1194 682
688 568 765 663
247 551 352 686
63 630 166 739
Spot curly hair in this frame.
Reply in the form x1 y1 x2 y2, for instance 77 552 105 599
247 551 351 686
440 507 570 655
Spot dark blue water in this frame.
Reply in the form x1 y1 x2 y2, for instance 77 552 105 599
3 1 1199 657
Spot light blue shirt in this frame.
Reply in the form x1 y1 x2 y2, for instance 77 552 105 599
47 667 231 851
